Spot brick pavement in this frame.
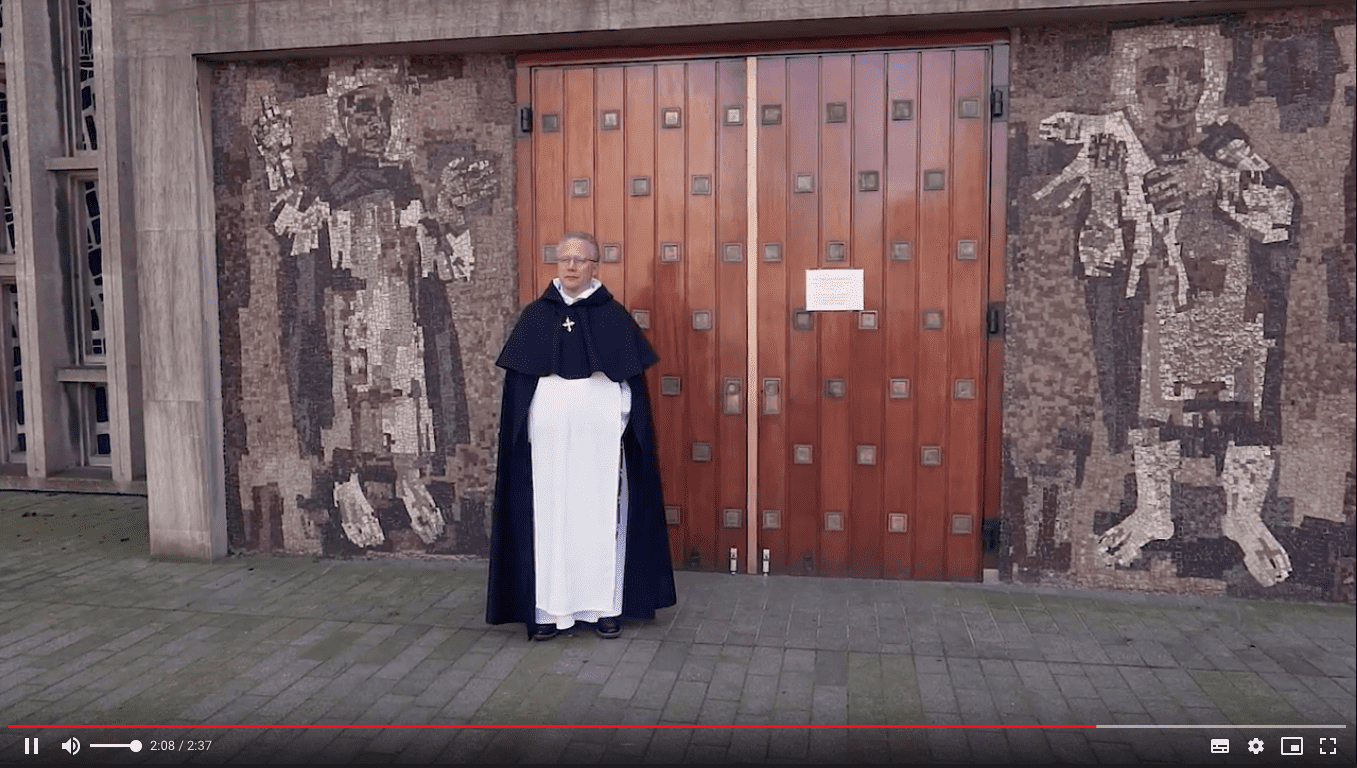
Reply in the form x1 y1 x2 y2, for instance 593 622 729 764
0 491 1353 763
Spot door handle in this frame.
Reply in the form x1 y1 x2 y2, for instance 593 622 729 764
723 377 742 416
762 378 781 415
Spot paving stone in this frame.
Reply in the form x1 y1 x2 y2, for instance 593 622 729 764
946 656 987 690
955 686 1002 724
814 650 849 686
1053 671 1099 699
658 679 706 723
629 668 678 710
810 683 847 723
1013 660 1059 690
916 672 960 715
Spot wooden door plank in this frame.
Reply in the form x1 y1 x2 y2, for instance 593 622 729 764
654 62 691 564
533 67 566 296
882 51 920 580
685 60 720 572
756 57 791 575
714 58 749 570
914 50 953 581
945 48 988 581
594 67 626 301
622 65 670 561
564 68 596 235
624 65 657 313
785 55 821 575
818 53 853 578
850 52 887 579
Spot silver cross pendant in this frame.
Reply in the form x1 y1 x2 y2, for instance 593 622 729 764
562 317 576 333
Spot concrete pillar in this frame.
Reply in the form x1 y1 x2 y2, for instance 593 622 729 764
93 0 146 484
123 39 226 559
6 0 79 478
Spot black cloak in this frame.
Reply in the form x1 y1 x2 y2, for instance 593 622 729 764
486 282 677 634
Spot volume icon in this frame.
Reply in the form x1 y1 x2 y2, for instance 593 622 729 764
23 737 38 754
61 737 81 755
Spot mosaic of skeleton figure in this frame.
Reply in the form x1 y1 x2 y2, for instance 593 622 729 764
1037 27 1296 586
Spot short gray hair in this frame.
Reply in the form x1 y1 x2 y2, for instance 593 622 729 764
558 231 599 261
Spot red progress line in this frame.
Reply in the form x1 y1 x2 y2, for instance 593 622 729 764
8 724 1095 730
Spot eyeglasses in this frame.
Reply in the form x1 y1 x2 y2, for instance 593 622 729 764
558 257 599 267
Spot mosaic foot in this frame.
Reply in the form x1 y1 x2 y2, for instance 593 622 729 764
1097 508 1174 568
399 475 445 545
1221 512 1291 587
334 473 384 547
1220 444 1287 586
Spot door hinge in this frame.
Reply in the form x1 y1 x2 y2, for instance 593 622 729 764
983 518 1002 554
991 85 1008 122
517 104 533 135
987 302 1005 338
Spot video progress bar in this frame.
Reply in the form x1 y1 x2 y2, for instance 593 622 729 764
7 723 1351 730
1093 725 1348 730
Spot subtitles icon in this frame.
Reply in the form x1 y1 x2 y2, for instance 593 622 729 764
1210 738 1229 753
1280 737 1303 756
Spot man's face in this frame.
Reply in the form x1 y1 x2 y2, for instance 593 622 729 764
1136 46 1206 132
556 238 597 297
341 88 392 157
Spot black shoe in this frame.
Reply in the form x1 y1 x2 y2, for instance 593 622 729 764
595 616 621 639
530 623 558 641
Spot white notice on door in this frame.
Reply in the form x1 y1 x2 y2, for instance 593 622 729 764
805 269 864 311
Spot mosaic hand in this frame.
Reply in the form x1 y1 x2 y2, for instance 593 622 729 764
252 94 297 191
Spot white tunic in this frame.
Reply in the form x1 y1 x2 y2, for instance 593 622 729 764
528 279 632 629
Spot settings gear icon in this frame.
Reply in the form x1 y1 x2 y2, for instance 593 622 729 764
1247 738 1264 754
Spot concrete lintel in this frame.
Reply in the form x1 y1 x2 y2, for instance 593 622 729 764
56 367 110 383
117 0 1349 59
44 156 101 172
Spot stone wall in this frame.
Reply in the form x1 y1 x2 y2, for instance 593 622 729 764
1004 10 1356 601
212 56 517 556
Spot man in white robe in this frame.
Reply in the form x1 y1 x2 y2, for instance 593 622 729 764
487 233 676 639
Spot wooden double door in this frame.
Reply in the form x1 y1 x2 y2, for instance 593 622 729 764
515 44 1000 580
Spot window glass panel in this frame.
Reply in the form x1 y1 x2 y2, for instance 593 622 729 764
74 0 97 151
0 81 13 254
93 383 110 457
80 179 104 358
4 283 23 458
66 382 110 466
